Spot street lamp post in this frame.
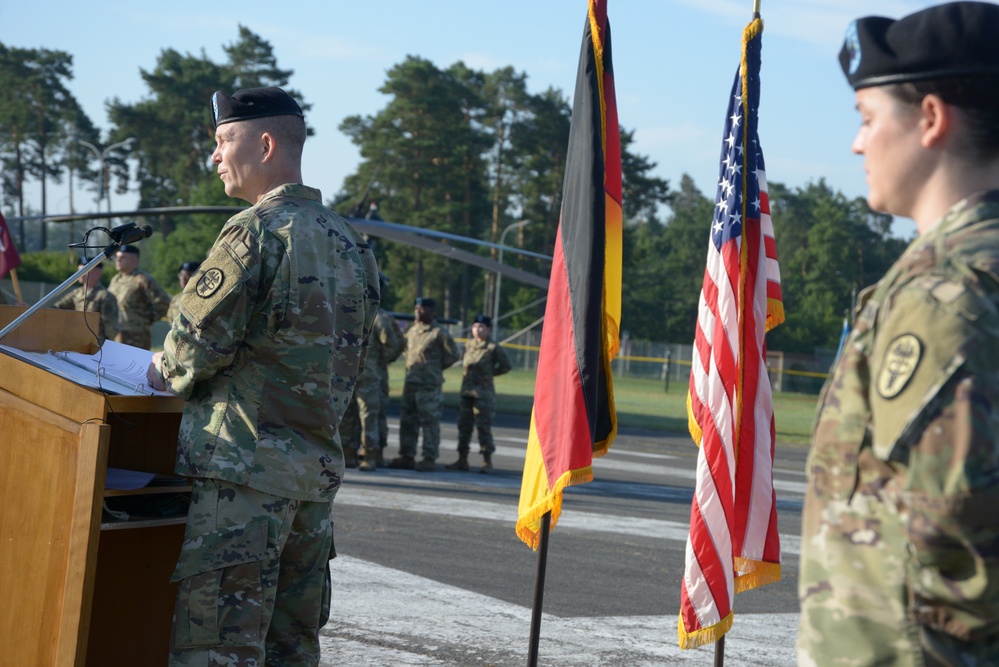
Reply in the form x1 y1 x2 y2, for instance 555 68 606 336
493 219 530 329
78 137 136 213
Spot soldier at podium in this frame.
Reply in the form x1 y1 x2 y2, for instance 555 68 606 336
147 86 379 666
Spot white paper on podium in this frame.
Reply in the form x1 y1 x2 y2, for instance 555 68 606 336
0 340 173 397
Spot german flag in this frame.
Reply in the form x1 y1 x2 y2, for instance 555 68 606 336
516 0 622 549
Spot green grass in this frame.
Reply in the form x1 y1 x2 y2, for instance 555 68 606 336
388 364 819 447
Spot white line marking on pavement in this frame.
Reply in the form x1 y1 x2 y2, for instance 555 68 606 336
334 485 801 556
321 556 798 666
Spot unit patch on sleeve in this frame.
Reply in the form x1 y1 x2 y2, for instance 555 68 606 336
877 333 922 399
196 268 225 298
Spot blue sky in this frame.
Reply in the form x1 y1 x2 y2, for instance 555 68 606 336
3 0 949 238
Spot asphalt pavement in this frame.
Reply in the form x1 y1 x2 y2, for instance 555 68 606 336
320 412 807 666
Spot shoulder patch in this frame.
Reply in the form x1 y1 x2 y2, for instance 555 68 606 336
181 242 250 329
196 268 225 298
877 334 922 399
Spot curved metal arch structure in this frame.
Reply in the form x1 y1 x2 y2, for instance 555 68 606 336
10 207 551 290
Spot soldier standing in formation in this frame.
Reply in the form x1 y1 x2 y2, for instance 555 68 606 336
340 272 405 471
147 86 379 666
166 260 201 323
389 296 459 472
798 3 999 664
446 314 511 474
53 256 119 345
108 244 170 349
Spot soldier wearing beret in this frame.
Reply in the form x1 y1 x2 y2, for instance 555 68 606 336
389 296 459 471
798 3 999 664
146 86 380 666
108 243 170 349
446 314 511 474
52 256 120 345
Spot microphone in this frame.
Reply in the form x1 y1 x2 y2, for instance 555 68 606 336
109 222 154 245
102 222 155 258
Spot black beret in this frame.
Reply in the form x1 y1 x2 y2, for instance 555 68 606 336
211 87 303 128
472 314 492 327
118 244 140 255
414 296 435 308
180 261 201 273
840 2 999 90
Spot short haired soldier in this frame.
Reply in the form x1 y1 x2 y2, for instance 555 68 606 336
389 296 459 472
147 86 379 666
53 256 119 345
798 3 999 664
108 243 170 349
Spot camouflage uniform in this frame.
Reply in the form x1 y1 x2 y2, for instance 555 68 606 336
798 192 999 665
378 371 391 452
157 184 379 666
109 268 170 349
456 338 511 456
398 320 459 462
341 308 404 466
53 284 120 344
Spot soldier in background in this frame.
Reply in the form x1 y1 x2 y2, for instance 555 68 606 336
389 296 459 472
166 260 201 323
342 273 404 472
108 244 170 349
53 256 119 345
798 3 999 664
446 314 511 474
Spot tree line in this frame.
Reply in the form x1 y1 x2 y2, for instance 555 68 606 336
0 27 908 355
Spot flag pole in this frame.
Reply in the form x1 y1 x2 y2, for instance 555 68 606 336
714 6 761 667
526 511 552 667
715 636 726 666
8 268 23 305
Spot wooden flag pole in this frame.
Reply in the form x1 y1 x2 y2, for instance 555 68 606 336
526 511 552 667
8 268 23 305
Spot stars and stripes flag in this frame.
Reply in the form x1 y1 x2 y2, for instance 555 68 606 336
0 212 21 279
516 0 622 549
679 16 784 649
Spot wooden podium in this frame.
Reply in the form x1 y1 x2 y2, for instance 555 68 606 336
0 305 187 666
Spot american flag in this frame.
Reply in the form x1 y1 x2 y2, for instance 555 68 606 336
679 17 784 650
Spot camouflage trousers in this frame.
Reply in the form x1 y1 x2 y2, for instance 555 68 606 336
115 328 152 350
398 382 444 461
378 372 390 451
456 394 496 455
169 478 335 667
339 379 383 457
339 397 361 454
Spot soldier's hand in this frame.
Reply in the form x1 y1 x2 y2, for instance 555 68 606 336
147 351 167 392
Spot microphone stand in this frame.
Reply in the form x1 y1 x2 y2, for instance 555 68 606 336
0 229 147 342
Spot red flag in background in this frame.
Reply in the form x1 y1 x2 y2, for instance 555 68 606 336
516 0 622 549
680 17 785 649
0 212 21 279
